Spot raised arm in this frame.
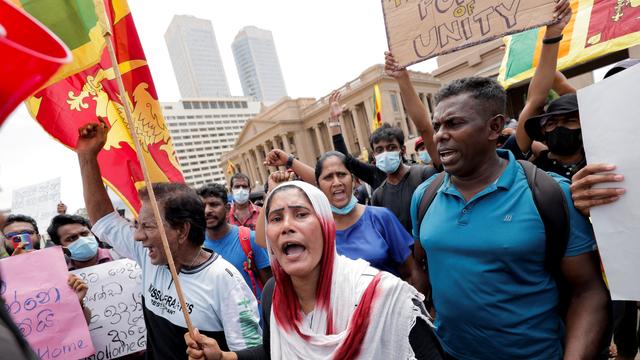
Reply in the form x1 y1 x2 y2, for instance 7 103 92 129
516 0 572 154
327 91 384 187
264 149 316 185
384 52 440 168
76 119 115 224
553 70 576 96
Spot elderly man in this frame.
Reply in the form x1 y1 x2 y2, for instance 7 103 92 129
75 121 262 359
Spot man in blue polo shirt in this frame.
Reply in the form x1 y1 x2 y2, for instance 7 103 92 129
197 184 272 300
409 76 609 360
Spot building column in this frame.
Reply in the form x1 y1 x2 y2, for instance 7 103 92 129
256 149 269 184
363 98 374 135
350 108 367 155
293 130 315 166
245 151 258 185
338 114 353 153
264 141 280 172
313 125 326 154
281 133 292 154
396 95 410 139
242 154 256 186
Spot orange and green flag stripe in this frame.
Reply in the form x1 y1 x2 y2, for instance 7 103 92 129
10 0 106 87
499 0 640 88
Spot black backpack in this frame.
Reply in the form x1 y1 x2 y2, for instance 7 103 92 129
415 160 570 312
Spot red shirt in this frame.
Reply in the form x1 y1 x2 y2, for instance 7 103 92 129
66 247 114 270
227 202 261 231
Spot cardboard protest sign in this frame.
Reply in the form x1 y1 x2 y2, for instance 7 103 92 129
382 0 558 67
577 63 640 300
0 246 95 359
11 177 60 238
71 259 146 359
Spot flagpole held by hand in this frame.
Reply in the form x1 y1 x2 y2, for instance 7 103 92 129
98 5 196 338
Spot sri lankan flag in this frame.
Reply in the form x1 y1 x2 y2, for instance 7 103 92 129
17 0 184 215
499 0 640 88
226 160 237 175
371 84 382 131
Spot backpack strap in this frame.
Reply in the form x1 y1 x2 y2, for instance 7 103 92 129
517 160 570 275
238 226 263 296
261 277 275 322
415 172 447 237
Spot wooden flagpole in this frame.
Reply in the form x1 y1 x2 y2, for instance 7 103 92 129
97 2 196 337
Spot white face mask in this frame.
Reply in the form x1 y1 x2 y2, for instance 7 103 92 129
233 188 250 204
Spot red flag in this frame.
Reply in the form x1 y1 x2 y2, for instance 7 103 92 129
25 0 184 215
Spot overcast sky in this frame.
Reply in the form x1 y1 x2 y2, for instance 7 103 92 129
0 0 440 214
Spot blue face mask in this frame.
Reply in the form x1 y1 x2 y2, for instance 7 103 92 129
331 195 358 215
67 235 99 261
232 188 250 205
419 150 431 164
375 151 401 174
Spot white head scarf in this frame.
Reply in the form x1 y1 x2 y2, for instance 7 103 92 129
264 181 431 359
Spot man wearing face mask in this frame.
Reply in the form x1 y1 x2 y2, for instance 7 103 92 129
370 123 438 233
227 173 261 231
513 8 587 180
522 94 585 179
2 214 92 321
414 136 432 165
198 184 272 300
47 214 118 270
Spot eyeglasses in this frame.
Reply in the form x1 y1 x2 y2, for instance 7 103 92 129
4 230 36 239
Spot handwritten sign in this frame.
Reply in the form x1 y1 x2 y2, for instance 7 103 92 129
0 247 95 359
11 177 60 235
382 0 557 66
71 259 146 359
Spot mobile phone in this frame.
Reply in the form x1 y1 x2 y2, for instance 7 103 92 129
11 234 33 250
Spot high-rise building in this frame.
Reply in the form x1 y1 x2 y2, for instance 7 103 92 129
232 26 287 103
165 15 231 98
162 98 260 188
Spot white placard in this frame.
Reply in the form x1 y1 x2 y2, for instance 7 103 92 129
11 177 61 234
71 259 147 358
577 63 640 300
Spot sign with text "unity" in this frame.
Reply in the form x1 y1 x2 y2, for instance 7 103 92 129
382 0 557 67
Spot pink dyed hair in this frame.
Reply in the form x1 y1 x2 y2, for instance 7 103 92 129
264 181 337 336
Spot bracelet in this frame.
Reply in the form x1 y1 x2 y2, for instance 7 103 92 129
286 154 295 169
542 35 563 45
328 122 341 128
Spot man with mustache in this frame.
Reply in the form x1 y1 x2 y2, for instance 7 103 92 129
198 184 272 300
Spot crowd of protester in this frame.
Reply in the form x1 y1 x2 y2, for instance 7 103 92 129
1 1 639 358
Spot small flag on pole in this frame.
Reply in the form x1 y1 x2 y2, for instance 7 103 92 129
226 160 237 175
372 84 382 131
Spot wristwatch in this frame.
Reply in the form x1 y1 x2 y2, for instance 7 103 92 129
286 154 295 169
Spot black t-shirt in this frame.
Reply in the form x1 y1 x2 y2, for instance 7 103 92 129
533 150 586 180
371 165 438 233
